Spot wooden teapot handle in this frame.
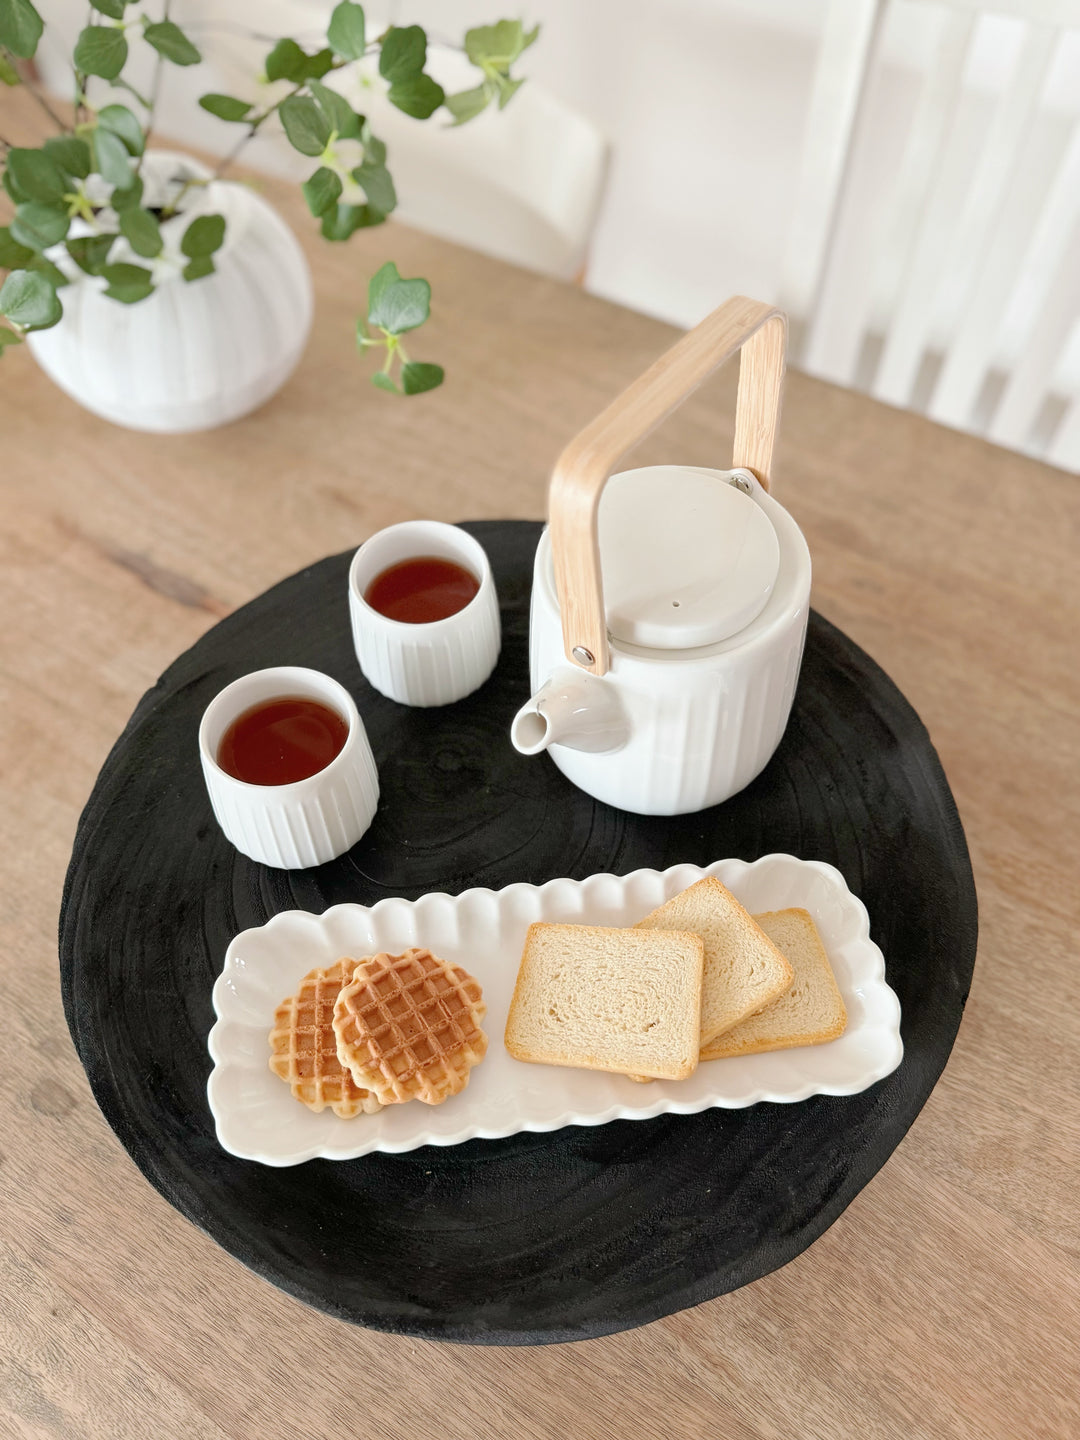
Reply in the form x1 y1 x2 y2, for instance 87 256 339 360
549 295 787 676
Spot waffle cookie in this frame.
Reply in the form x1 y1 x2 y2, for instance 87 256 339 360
268 959 384 1118
333 948 488 1106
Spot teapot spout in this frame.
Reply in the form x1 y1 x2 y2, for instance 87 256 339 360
511 669 628 756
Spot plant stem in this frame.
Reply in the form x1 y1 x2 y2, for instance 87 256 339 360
138 0 169 169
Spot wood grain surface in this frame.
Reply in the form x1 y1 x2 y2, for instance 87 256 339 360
2 87 1078 1439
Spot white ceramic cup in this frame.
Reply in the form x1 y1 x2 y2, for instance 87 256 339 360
199 666 379 869
348 521 501 706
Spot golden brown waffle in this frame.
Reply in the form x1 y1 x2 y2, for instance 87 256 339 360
333 948 487 1106
268 959 383 1118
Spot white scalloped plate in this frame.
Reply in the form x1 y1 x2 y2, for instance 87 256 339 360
207 855 903 1165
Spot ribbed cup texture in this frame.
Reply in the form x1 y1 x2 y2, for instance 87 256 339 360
202 736 379 870
350 586 501 707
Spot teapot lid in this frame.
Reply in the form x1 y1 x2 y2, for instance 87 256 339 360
597 466 781 649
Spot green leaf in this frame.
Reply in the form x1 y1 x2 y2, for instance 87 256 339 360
180 213 225 258
198 92 252 123
387 73 444 120
119 207 162 257
109 175 143 212
3 166 29 205
496 74 525 109
28 254 68 288
9 203 69 251
0 325 25 350
100 260 153 302
0 267 61 328
92 126 132 188
319 202 383 241
89 0 126 18
372 369 398 393
402 360 443 395
6 147 67 203
66 233 114 275
327 1 365 60
0 0 43 59
73 25 128 80
0 225 34 268
264 36 305 82
351 160 395 215
279 95 330 156
379 25 426 83
0 50 19 84
368 272 430 334
302 47 335 80
360 121 385 166
301 166 342 218
367 259 398 311
464 19 538 70
97 103 144 155
444 84 491 126
182 254 214 282
309 79 361 139
43 136 92 178
143 20 201 67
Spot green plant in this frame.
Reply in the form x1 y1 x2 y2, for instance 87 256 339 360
0 2 538 392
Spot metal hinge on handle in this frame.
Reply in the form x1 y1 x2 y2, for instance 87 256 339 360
548 296 787 677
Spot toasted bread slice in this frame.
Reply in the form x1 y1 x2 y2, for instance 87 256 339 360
504 922 704 1081
634 877 794 1045
700 908 847 1059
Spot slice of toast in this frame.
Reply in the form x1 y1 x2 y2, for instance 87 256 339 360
634 877 794 1045
504 922 704 1081
700 908 847 1060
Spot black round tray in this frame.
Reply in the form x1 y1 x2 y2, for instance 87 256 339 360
59 520 977 1345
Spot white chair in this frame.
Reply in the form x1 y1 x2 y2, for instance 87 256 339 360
782 0 1080 472
178 0 610 282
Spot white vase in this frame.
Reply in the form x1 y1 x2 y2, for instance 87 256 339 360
27 151 313 433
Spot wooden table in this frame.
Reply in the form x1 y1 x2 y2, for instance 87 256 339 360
3 119 1078 1440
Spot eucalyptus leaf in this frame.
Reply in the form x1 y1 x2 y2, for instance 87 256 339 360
327 1 365 60
444 84 490 126
464 19 538 69
100 260 153 302
66 233 114 275
180 213 225 258
89 0 125 18
360 123 385 166
401 360 443 395
6 147 67 203
368 273 430 334
0 326 25 350
198 92 252 122
92 126 132 188
378 25 426 83
43 135 92 178
9 202 69 251
0 0 43 59
183 254 214 281
0 267 61 328
319 202 382 241
0 225 34 268
301 166 342 218
0 50 19 84
28 254 68 288
387 73 443 120
372 369 398 393
109 174 143 212
264 36 305 82
97 103 144 155
351 160 395 215
309 79 360 139
73 25 127 80
279 95 330 156
120 207 162 257
143 20 201 67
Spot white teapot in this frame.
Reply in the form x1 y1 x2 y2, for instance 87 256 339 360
510 296 812 816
